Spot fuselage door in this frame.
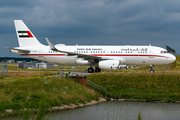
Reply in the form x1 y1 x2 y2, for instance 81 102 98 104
39 47 44 57
149 46 154 58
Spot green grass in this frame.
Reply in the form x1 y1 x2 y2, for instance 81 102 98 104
0 75 100 115
87 73 180 101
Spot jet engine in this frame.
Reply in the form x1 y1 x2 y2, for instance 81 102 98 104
99 60 120 70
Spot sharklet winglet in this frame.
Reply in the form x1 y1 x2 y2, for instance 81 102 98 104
45 38 58 51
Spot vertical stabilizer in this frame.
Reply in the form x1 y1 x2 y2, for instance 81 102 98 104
14 20 43 47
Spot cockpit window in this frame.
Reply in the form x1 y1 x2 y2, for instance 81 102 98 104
160 51 168 53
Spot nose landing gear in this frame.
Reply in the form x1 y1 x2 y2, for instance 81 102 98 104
150 65 154 73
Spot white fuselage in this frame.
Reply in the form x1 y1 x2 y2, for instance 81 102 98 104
13 45 176 65
8 20 176 73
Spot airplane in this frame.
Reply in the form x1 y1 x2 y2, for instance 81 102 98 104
6 20 176 73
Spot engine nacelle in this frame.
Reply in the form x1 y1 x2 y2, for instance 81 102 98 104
99 60 120 70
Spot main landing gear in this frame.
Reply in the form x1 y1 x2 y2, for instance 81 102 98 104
87 67 101 73
88 67 94 73
150 65 154 73
95 68 101 72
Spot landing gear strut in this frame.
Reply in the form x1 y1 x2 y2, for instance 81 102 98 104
150 65 154 73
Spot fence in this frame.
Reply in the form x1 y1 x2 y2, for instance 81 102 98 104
0 62 8 76
87 79 107 93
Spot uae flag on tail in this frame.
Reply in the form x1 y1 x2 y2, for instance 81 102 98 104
18 31 33 38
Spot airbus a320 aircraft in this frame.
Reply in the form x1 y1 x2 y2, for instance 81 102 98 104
6 20 176 73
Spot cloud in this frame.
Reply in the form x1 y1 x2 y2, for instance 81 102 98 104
1 0 180 57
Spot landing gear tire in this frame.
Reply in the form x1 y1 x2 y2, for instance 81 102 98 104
95 68 101 72
88 68 94 73
150 70 154 73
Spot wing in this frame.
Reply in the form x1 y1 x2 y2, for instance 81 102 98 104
5 47 30 53
45 38 104 60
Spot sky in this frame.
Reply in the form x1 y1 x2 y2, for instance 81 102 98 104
1 0 180 57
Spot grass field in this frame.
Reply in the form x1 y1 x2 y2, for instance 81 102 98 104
87 73 180 101
0 72 100 116
86 56 180 101
0 55 179 118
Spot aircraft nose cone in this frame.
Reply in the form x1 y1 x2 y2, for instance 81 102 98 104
170 54 176 63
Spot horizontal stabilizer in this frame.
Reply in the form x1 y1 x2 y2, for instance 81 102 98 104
5 47 30 53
